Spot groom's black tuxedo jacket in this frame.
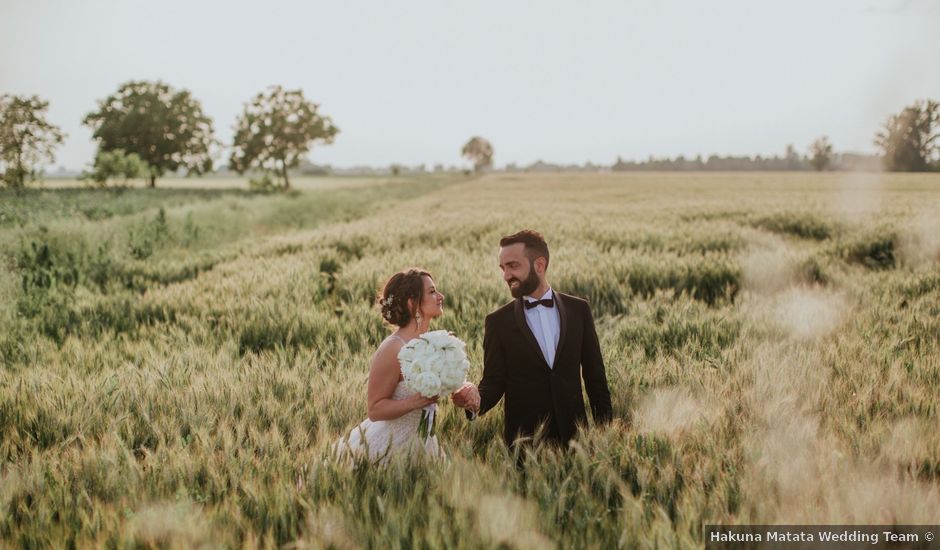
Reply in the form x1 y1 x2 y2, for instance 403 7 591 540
475 291 613 446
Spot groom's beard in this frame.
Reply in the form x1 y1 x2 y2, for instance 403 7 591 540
508 264 540 299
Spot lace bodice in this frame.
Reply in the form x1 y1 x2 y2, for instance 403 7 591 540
384 381 423 434
334 380 442 463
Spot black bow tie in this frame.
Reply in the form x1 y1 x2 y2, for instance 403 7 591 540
525 298 554 309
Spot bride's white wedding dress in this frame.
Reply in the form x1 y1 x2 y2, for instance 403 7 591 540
334 336 444 464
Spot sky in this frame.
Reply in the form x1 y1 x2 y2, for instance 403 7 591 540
1 0 938 170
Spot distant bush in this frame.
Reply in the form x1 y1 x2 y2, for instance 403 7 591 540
612 295 741 360
752 212 836 240
114 255 225 292
237 313 318 355
128 208 171 260
82 149 151 187
17 237 83 293
16 286 81 344
319 256 342 296
333 235 372 260
587 229 745 255
682 257 741 304
78 295 194 336
897 273 940 299
10 216 222 341
798 255 830 286
838 230 897 270
557 272 631 317
14 234 104 341
248 174 276 192
0 187 254 229
625 256 740 306
560 255 740 315
0 318 31 366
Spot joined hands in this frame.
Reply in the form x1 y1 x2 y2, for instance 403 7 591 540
451 382 480 415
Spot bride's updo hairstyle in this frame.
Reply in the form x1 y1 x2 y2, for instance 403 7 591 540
378 268 432 327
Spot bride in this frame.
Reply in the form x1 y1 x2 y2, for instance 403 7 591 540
335 268 467 463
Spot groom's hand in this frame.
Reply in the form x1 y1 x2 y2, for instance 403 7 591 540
451 382 480 414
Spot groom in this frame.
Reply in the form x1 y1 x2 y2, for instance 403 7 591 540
454 230 613 447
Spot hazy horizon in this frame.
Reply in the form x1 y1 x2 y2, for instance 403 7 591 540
2 0 938 171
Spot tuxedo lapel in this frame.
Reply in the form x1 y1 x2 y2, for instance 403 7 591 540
513 298 550 368
555 291 569 359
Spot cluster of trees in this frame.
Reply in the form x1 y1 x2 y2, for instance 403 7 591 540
1 81 338 190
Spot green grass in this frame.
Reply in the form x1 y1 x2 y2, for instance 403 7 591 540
1 171 940 547
0 187 254 227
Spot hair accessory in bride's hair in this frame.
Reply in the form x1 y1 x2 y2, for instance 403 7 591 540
380 293 395 320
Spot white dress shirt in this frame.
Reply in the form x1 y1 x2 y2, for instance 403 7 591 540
523 288 561 368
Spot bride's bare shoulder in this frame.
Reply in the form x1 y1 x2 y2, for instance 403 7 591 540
372 335 404 363
370 336 406 382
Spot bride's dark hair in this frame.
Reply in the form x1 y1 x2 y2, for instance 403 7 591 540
377 268 432 328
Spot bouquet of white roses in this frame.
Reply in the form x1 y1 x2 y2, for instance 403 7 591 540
397 330 470 439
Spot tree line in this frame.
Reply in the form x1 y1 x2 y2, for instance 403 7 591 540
1 87 937 189
611 100 937 174
613 100 939 174
611 143 880 173
1 81 338 190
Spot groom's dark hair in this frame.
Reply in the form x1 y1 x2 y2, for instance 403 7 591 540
500 230 549 269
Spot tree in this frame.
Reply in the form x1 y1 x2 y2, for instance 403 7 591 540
784 144 802 170
83 81 216 187
461 137 494 172
808 136 833 171
229 86 338 189
82 149 151 187
875 99 939 172
0 94 65 189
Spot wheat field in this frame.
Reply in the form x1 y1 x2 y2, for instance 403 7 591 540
1 172 939 548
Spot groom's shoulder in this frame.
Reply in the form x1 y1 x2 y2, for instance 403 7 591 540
485 300 516 323
556 291 592 315
557 291 589 308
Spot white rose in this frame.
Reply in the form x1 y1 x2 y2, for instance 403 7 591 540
412 350 432 371
398 346 416 364
423 330 450 348
413 371 442 397
410 339 428 356
439 366 464 391
447 357 468 389
443 347 461 364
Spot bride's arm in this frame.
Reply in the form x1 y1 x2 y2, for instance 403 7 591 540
366 340 437 421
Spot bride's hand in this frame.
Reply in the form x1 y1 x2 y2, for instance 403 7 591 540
407 394 439 410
